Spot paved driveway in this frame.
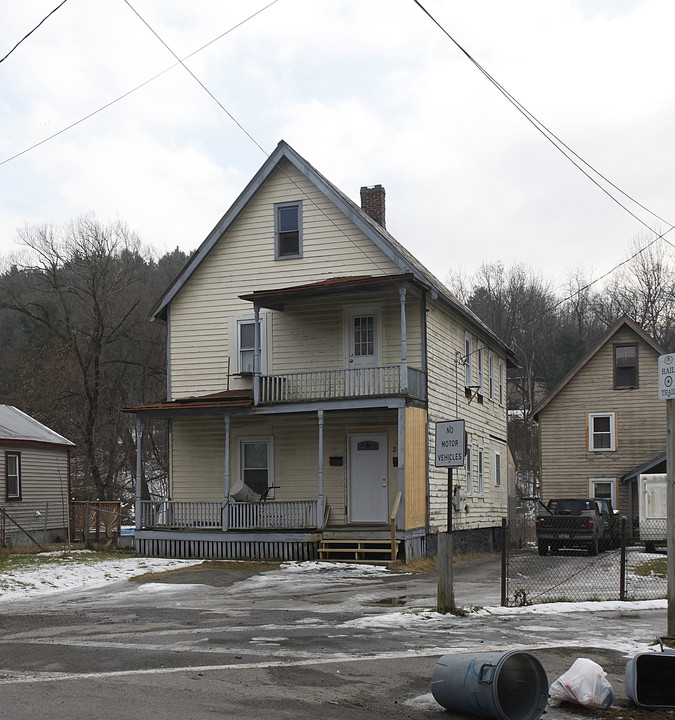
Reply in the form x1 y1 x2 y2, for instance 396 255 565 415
0 556 667 719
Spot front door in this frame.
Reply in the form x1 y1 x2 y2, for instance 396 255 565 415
346 309 380 396
348 433 388 524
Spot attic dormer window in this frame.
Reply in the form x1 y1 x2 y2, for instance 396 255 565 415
614 343 638 389
275 201 302 259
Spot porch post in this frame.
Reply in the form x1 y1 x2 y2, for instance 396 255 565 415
397 407 405 530
223 415 231 531
135 416 142 531
318 409 325 528
399 285 408 392
253 303 261 406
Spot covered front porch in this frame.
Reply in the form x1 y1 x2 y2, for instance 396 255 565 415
125 399 428 561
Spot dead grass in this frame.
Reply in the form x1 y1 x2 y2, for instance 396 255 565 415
399 551 493 574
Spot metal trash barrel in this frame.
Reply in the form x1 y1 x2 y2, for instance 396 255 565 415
625 638 675 709
431 651 549 720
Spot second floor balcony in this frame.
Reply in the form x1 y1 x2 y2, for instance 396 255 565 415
258 365 426 404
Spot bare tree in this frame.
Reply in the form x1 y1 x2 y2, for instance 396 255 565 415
0 215 166 500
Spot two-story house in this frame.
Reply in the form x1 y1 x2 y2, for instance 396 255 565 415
533 316 668 527
125 141 514 561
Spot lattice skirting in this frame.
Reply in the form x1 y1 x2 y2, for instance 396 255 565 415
136 536 319 561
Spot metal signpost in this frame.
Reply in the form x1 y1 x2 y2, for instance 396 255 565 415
658 353 675 634
435 420 465 613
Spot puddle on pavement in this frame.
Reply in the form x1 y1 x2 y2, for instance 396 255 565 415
362 596 407 607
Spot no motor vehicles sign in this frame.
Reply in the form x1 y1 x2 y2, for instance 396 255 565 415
435 420 465 468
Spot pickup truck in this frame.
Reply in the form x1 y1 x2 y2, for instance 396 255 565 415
536 498 616 556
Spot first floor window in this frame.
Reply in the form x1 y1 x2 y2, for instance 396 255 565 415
589 477 617 509
465 444 473 497
588 412 616 451
477 447 484 497
5 452 21 500
239 438 274 498
494 451 501 487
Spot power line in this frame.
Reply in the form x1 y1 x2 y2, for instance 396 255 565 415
411 0 675 242
0 0 70 65
0 1 280 168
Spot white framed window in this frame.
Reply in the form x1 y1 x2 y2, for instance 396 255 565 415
494 451 501 487
238 436 274 499
464 332 472 388
5 451 21 500
465 444 473 497
235 315 267 375
477 446 484 497
498 358 505 406
477 342 484 395
488 351 495 400
588 412 616 452
589 477 618 509
274 201 302 259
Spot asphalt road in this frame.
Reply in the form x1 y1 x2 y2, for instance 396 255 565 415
0 555 668 720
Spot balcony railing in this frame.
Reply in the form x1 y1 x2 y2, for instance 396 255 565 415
259 366 425 404
139 499 322 531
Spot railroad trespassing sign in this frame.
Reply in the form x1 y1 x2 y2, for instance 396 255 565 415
435 420 465 468
658 353 675 399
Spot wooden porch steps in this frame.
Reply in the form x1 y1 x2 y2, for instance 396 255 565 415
318 538 399 563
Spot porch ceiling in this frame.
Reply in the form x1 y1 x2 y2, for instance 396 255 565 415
239 272 428 311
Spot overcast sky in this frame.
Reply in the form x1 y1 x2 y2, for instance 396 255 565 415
1 0 673 293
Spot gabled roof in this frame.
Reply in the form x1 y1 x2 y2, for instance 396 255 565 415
0 405 75 447
533 315 668 418
150 140 514 358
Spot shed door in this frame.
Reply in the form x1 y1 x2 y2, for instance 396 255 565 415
348 434 388 524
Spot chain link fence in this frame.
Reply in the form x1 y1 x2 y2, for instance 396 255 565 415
503 517 668 606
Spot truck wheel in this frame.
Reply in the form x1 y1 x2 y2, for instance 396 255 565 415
588 538 598 556
538 541 548 556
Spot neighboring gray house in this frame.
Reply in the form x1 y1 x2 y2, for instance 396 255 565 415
0 405 74 548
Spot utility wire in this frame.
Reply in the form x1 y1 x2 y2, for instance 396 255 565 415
0 0 70 65
412 0 675 243
0 1 280 167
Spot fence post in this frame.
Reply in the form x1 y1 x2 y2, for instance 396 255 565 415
620 515 627 602
501 517 508 606
42 502 49 547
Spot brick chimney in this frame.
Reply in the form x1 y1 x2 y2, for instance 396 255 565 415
360 184 386 228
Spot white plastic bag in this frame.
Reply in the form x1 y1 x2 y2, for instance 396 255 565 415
549 658 615 709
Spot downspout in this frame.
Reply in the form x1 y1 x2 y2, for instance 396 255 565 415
318 409 325 528
223 415 231 530
399 285 408 392
253 303 261 406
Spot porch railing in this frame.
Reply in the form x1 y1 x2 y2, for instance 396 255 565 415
259 366 426 404
139 499 321 531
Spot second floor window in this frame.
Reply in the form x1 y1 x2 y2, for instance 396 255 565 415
488 351 495 400
499 358 505 406
477 342 484 395
614 344 638 389
464 333 472 387
588 412 616 451
236 316 266 375
275 201 302 259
